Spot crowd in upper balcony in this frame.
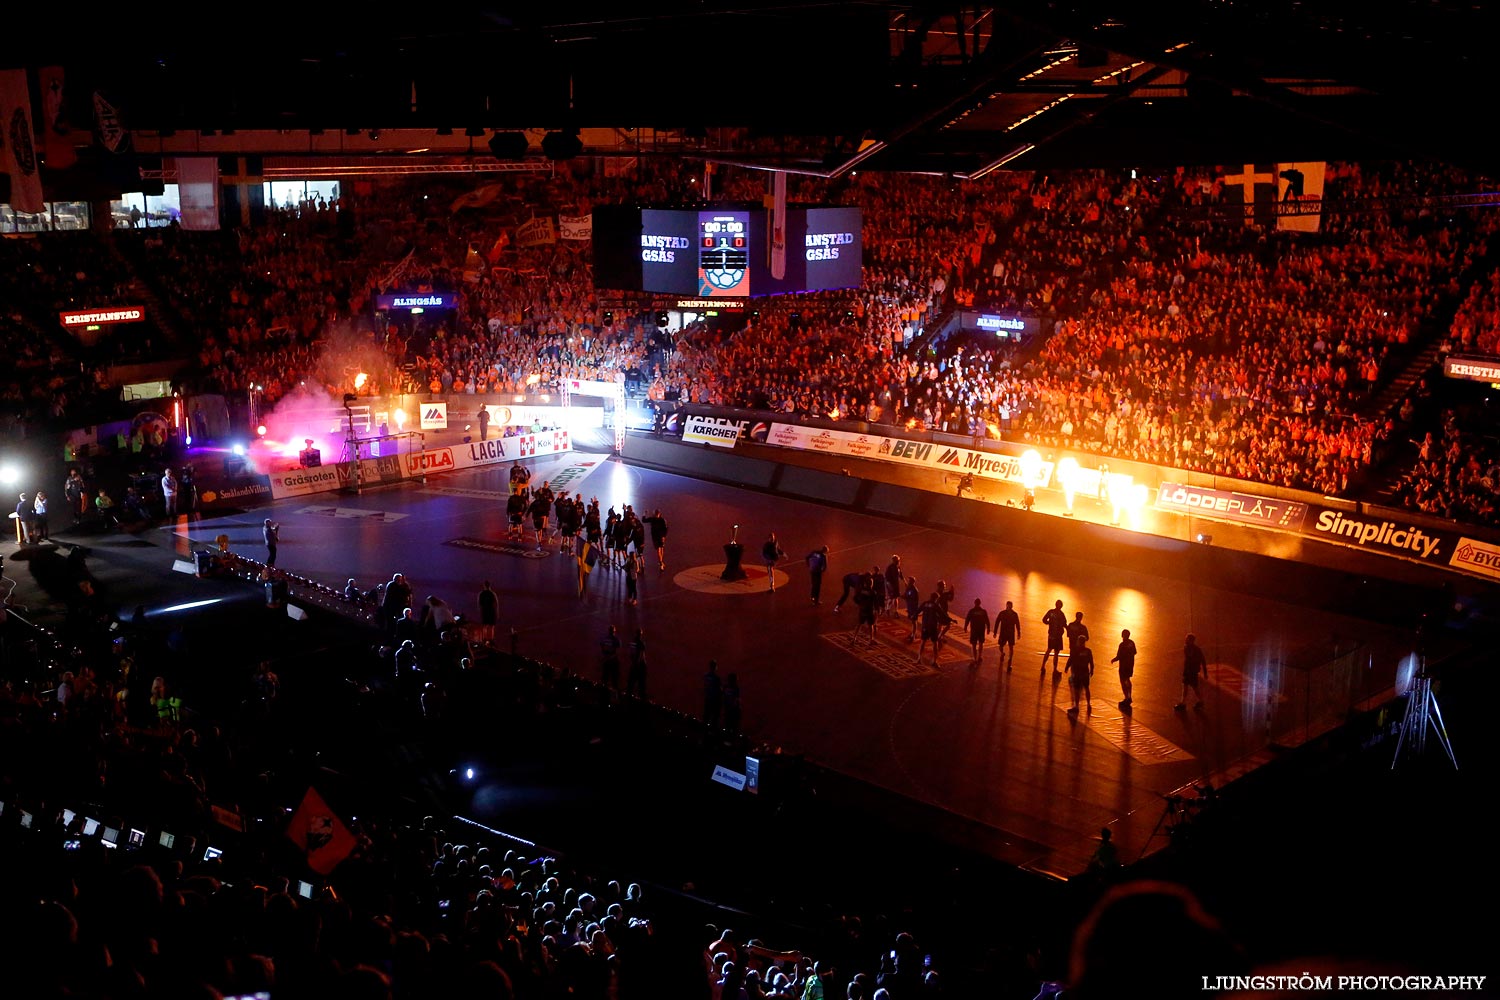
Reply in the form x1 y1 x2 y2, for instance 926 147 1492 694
4 155 1498 515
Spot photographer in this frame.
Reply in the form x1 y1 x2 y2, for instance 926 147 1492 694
263 518 280 567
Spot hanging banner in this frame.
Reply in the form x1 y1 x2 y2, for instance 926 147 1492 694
0 70 44 213
419 401 448 430
175 156 220 231
1275 162 1326 233
91 90 131 154
37 66 77 171
769 169 788 280
559 214 592 240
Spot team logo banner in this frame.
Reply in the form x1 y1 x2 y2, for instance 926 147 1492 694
1155 483 1308 530
683 415 746 447
0 70 44 214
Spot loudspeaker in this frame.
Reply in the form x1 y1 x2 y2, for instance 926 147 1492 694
488 131 529 159
541 130 582 160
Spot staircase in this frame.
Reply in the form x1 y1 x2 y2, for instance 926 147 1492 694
1367 339 1444 418
105 231 190 349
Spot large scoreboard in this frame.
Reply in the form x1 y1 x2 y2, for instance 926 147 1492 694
594 205 861 297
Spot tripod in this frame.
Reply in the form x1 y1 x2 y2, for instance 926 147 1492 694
1136 795 1190 862
1391 661 1457 770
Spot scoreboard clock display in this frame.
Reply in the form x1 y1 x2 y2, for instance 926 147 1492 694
592 204 860 297
697 211 750 297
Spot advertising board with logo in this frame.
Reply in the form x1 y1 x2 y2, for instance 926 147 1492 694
1450 536 1500 581
404 448 457 478
196 475 273 510
1300 505 1459 564
420 402 448 430
1155 483 1308 530
335 455 406 490
269 466 343 499
449 431 572 471
765 423 1051 484
683 415 747 448
481 404 603 429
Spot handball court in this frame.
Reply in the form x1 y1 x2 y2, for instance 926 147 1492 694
161 446 1419 877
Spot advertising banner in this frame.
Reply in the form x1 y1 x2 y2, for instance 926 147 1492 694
196 474 273 510
419 402 448 430
764 423 1051 485
565 379 622 399
1450 536 1500 581
269 466 343 499
1154 483 1308 530
1300 505 1459 564
337 454 407 490
448 431 572 472
479 404 603 429
683 415 746 447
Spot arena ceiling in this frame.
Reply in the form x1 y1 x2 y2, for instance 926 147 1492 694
11 1 1500 177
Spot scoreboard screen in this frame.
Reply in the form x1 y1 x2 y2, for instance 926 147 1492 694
698 211 751 297
593 205 861 297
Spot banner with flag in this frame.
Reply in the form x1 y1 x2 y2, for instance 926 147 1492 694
92 90 131 154
559 214 592 240
37 66 77 171
1219 163 1278 228
485 230 511 263
175 157 220 230
0 70 45 213
449 181 504 214
515 215 557 247
285 786 357 875
464 242 487 282
1275 161 1326 233
769 170 788 280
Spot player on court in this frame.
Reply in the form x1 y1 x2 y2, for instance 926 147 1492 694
995 600 1021 671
